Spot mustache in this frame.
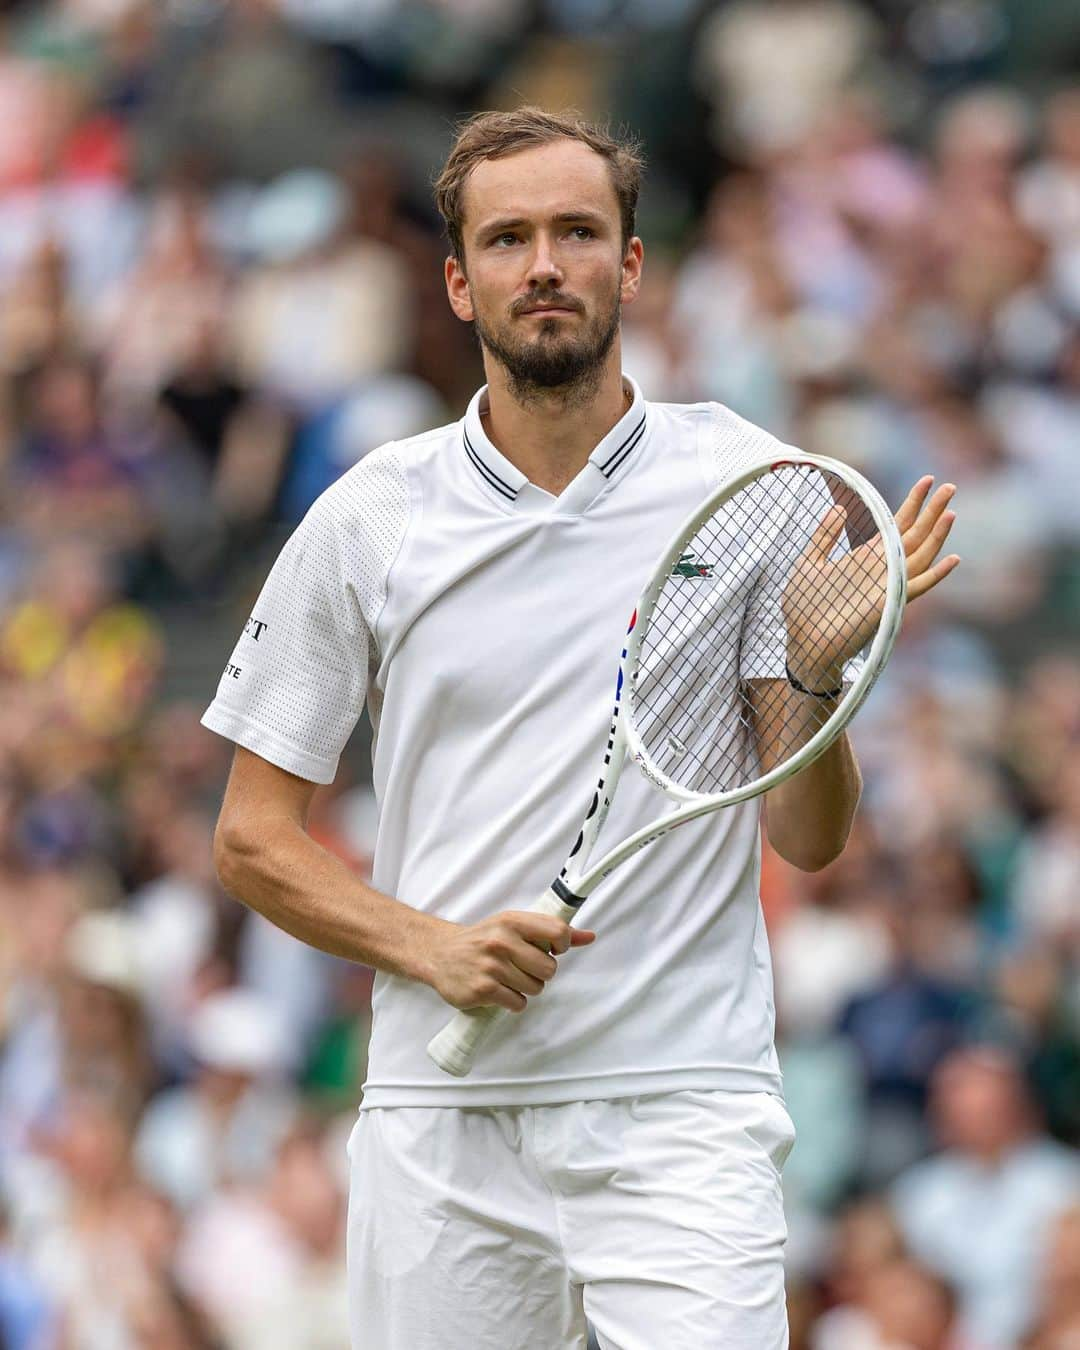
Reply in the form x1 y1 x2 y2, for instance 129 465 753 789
510 292 584 317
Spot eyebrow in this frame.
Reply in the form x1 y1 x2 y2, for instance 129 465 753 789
475 210 608 241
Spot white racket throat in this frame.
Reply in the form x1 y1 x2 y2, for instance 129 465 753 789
427 451 907 1077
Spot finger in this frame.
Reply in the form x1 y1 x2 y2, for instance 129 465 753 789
894 476 934 534
907 553 960 601
569 929 596 946
903 483 956 555
507 914 572 952
809 504 847 562
907 508 957 577
500 962 548 997
508 943 559 982
467 984 526 1014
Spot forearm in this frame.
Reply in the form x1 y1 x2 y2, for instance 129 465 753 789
214 814 451 984
762 686 862 871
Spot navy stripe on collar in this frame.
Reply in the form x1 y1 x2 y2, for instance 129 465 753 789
598 411 647 477
464 429 518 500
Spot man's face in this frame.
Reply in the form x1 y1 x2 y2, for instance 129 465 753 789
445 139 642 397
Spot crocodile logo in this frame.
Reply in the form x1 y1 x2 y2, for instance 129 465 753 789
671 552 715 579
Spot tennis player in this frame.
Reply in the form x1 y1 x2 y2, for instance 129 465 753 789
202 109 959 1349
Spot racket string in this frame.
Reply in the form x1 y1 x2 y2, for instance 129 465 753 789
630 466 889 796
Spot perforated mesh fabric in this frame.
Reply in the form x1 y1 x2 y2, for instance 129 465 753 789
700 401 785 488
332 447 412 650
201 445 411 783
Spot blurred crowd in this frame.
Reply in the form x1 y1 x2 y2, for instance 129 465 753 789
0 0 1077 1347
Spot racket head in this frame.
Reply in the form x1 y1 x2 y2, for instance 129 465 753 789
622 452 906 809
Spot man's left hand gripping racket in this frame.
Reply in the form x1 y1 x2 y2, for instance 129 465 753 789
427 452 908 1077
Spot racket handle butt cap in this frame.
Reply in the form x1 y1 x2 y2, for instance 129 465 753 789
427 1006 500 1077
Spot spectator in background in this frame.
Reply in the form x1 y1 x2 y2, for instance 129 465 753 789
0 237 81 379
126 803 230 1078
148 0 353 181
1011 753 1080 960
0 868 91 1164
230 168 413 415
10 354 151 561
1019 89 1080 248
60 907 155 1125
693 0 880 161
771 817 894 1038
339 144 480 408
891 1045 1080 1348
176 1121 350 1349
814 1258 962 1350
670 171 795 430
0 1198 55 1350
11 1089 215 1350
1024 1204 1080 1349
915 395 1046 625
157 316 291 540
837 862 977 1186
93 181 230 406
134 987 299 1213
0 535 163 744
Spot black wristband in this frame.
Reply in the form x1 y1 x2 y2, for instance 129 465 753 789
786 661 843 699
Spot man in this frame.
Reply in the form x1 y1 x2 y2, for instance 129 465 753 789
202 108 958 1349
891 1046 1080 1348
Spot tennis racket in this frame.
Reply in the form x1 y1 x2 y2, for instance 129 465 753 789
427 451 907 1077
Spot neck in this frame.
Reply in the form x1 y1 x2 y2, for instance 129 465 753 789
480 348 630 496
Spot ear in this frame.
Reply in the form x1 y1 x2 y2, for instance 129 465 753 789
445 255 474 323
620 237 644 307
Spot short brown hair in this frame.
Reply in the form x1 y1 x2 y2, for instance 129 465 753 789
434 107 645 265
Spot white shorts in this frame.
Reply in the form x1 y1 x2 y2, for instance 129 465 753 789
346 1089 795 1350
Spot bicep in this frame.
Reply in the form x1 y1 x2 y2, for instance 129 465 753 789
218 745 320 844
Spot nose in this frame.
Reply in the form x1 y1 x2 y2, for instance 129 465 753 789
526 233 564 288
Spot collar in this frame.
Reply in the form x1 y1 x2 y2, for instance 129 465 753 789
461 376 649 513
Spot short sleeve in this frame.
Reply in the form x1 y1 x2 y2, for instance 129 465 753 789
697 403 807 682
200 446 411 782
201 501 368 783
739 467 865 685
699 399 781 489
698 402 868 685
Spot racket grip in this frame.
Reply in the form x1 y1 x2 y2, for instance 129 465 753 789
426 888 581 1078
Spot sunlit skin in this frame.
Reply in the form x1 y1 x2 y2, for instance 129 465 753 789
445 138 644 496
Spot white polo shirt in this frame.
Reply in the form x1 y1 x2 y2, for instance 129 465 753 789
202 378 788 1106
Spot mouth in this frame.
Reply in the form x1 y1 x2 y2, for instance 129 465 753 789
516 300 581 318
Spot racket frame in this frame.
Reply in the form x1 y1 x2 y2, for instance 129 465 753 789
556 450 907 903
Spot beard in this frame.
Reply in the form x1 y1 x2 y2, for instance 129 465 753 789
471 282 621 406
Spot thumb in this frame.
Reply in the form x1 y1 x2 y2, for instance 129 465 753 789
809 504 846 561
569 929 596 946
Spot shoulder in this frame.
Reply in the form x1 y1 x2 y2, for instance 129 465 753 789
1014 1139 1080 1191
645 398 795 486
647 398 791 457
889 1152 968 1233
317 420 456 519
297 423 460 609
136 1085 199 1133
311 417 460 546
